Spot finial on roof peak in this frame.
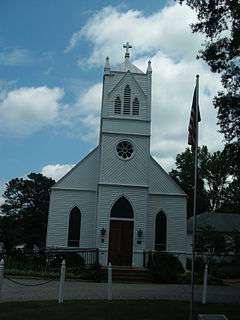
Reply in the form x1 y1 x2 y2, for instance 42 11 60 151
123 42 132 59
147 60 152 73
104 56 110 74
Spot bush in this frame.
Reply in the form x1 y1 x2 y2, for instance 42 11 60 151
177 272 224 285
210 262 240 279
149 252 184 283
48 253 85 271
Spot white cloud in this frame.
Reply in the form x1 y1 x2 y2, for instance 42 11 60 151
75 83 102 113
134 52 223 164
66 4 203 66
64 4 223 171
63 83 102 141
41 164 75 182
0 86 64 136
0 48 33 66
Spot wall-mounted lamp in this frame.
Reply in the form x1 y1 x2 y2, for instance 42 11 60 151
101 228 106 243
137 228 143 244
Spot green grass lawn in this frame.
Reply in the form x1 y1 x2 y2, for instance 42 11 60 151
0 300 239 320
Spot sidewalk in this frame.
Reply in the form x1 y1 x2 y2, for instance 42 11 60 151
1 278 240 304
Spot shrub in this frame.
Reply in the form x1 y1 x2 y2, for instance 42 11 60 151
149 252 184 283
177 272 224 285
210 262 240 279
48 252 85 271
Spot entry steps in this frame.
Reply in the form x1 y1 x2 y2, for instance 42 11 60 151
100 266 152 283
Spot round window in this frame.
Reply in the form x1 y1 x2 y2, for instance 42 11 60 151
116 141 134 159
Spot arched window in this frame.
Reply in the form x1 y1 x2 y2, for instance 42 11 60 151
123 85 131 114
132 97 139 115
111 196 134 219
68 207 81 247
114 96 121 114
155 211 167 251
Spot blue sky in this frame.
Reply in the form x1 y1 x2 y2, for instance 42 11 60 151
0 0 222 196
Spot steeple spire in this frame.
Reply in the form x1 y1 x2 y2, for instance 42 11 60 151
147 60 152 74
104 56 110 75
123 42 132 59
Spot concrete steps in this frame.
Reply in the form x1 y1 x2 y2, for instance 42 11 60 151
100 266 152 283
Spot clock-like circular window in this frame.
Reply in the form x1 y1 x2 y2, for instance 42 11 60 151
116 141 134 159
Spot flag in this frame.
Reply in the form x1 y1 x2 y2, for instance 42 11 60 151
188 79 201 149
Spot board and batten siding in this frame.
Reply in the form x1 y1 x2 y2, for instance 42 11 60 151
46 189 97 248
147 194 187 253
99 134 150 186
53 147 99 190
149 156 185 195
101 118 151 137
96 184 148 266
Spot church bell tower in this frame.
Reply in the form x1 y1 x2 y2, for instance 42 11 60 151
96 43 153 266
98 42 152 187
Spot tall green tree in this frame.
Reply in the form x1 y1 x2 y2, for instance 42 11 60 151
200 146 229 212
178 1 240 214
220 143 240 213
170 147 210 218
0 173 55 251
179 0 240 143
170 146 231 217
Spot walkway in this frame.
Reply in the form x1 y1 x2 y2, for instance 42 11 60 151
1 279 240 304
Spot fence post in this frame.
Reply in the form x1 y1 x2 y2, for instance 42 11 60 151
0 259 4 299
58 259 66 304
202 262 208 304
108 262 112 301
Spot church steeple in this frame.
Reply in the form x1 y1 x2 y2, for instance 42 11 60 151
101 43 152 125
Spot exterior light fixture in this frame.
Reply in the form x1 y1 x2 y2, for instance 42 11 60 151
101 228 106 243
137 228 143 244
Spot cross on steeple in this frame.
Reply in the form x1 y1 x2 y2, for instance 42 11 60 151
123 42 132 59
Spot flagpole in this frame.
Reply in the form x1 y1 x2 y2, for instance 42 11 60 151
189 74 199 320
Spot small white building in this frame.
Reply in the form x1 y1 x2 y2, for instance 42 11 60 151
46 43 187 267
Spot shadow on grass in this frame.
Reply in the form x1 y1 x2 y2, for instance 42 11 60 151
0 300 239 320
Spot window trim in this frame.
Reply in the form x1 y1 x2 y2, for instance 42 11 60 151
154 211 167 251
67 206 81 247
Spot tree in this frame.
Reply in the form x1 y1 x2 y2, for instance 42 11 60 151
196 225 226 255
170 146 232 217
170 147 210 218
178 1 240 214
219 143 240 213
179 0 240 143
200 146 229 212
0 173 55 252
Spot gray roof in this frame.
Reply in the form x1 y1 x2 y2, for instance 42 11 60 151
113 58 144 74
187 212 240 234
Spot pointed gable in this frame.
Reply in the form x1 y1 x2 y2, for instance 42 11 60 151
108 71 146 99
53 147 99 191
149 156 186 195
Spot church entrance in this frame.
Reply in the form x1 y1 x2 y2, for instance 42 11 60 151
108 197 134 266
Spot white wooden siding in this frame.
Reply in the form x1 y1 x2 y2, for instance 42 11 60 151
147 194 187 252
46 189 97 248
54 147 99 190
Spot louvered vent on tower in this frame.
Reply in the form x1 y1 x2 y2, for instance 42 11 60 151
132 97 139 115
123 85 131 114
114 96 121 114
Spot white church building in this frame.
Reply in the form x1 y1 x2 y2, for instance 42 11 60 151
46 43 187 268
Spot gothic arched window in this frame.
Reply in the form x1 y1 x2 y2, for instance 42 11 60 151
123 85 131 114
155 211 167 251
68 207 81 247
111 196 134 219
132 97 139 115
114 96 121 114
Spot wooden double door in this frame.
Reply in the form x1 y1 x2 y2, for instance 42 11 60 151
108 219 133 266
